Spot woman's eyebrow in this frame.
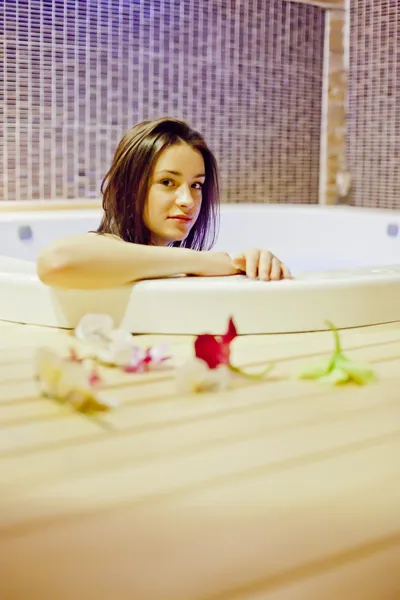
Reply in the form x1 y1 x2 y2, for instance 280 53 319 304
155 169 206 178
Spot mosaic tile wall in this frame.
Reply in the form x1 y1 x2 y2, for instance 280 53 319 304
348 0 400 210
0 0 325 204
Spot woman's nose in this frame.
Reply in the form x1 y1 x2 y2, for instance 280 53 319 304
176 184 194 207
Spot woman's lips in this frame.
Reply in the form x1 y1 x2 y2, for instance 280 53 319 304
168 216 192 222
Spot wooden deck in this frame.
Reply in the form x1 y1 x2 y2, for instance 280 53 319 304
0 319 399 600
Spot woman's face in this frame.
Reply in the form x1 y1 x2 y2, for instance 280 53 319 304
144 143 205 246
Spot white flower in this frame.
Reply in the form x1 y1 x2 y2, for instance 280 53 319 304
75 313 116 346
175 357 232 393
148 343 170 365
35 347 118 412
95 337 135 367
75 313 136 366
74 314 171 372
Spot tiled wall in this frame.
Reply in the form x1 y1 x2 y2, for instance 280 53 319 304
0 0 325 204
348 0 400 210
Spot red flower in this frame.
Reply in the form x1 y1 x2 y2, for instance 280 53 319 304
194 317 238 369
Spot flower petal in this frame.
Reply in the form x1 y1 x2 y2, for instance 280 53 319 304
108 328 136 347
149 343 171 365
121 347 146 372
67 389 117 413
35 347 118 412
194 334 222 369
208 365 231 391
69 348 83 363
93 340 133 367
74 314 170 373
75 313 115 346
221 316 238 344
319 366 350 385
339 359 377 385
35 348 65 396
175 358 231 393
88 368 103 387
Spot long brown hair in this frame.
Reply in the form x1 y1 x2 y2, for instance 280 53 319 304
96 117 220 250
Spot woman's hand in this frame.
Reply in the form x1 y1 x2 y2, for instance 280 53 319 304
231 249 291 281
193 249 291 281
192 251 241 277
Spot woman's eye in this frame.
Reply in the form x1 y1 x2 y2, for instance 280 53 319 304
192 182 203 190
160 179 174 187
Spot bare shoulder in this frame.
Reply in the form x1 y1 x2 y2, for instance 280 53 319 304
87 231 122 242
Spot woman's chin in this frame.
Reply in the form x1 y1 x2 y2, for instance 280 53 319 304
165 225 192 242
169 234 188 244
152 230 188 246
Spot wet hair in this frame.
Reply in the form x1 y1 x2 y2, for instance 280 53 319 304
95 117 220 250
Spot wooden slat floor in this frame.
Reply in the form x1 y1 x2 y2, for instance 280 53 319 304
0 319 399 600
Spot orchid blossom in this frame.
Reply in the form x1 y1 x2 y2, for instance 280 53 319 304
74 314 170 372
297 321 377 385
35 347 117 412
176 317 274 393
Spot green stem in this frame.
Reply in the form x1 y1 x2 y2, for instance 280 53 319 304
228 362 274 380
325 320 342 356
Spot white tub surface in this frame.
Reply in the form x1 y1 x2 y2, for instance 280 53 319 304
1 203 400 334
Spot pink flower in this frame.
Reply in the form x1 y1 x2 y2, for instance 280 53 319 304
123 344 171 373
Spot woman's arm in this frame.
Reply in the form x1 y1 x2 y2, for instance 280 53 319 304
36 233 238 289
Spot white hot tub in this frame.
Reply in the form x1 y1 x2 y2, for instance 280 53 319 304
0 203 399 334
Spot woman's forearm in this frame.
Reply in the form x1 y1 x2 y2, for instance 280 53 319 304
36 233 225 289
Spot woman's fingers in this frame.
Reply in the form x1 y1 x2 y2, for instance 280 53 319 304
244 249 260 279
269 255 282 281
232 249 292 281
232 251 258 277
282 262 292 279
268 257 292 280
258 250 273 280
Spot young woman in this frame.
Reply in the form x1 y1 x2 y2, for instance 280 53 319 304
37 117 291 289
